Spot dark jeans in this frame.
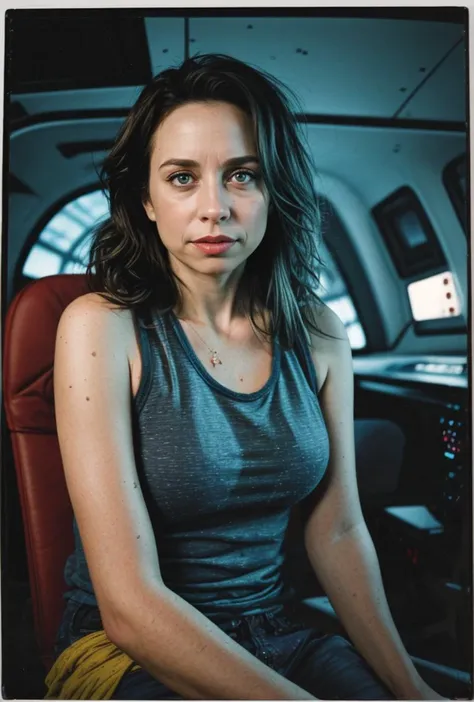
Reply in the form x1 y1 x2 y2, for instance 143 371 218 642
54 599 395 700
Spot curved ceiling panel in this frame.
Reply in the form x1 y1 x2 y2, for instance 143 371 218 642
398 42 466 122
144 17 186 74
187 17 465 120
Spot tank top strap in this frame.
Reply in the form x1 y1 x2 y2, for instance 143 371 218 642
132 310 158 414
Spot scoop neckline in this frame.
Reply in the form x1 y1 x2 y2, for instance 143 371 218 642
168 311 281 402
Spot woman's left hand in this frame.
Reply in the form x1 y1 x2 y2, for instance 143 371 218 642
418 688 449 701
402 678 449 700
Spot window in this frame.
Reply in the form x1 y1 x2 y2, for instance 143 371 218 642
372 187 446 279
23 189 366 350
22 190 109 278
318 243 367 350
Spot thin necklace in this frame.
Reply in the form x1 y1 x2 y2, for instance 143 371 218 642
181 319 223 368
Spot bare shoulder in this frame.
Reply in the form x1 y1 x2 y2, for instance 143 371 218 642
307 303 352 392
56 292 136 357
310 302 350 349
59 291 131 327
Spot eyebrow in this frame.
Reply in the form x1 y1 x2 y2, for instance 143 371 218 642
159 155 260 170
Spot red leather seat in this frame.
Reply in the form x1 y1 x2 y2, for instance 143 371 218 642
3 274 90 671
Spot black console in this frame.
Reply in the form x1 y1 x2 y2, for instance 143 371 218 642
438 402 469 523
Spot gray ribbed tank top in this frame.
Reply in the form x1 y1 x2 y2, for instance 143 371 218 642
64 310 330 620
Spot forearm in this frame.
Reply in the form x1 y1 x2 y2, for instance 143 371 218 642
305 522 428 700
107 585 316 700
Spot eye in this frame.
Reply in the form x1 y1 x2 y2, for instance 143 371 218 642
229 169 257 184
168 172 194 186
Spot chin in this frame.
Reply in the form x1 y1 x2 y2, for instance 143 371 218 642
199 258 243 275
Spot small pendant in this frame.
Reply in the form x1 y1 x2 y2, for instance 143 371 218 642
210 350 222 368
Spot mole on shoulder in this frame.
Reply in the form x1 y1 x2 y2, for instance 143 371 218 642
86 397 90 401
91 351 97 357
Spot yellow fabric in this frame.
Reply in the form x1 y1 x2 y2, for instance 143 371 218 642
44 629 141 700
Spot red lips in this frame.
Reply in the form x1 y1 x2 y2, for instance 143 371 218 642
193 235 235 243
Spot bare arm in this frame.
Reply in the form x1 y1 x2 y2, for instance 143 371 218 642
303 306 444 701
54 294 315 701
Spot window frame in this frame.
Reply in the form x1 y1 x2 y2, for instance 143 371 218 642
14 182 106 292
372 186 447 279
442 153 467 235
317 247 368 353
320 198 386 354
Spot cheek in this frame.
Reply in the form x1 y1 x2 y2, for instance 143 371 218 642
150 189 190 241
237 188 265 214
249 198 269 232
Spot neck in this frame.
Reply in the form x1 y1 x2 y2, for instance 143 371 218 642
172 261 247 333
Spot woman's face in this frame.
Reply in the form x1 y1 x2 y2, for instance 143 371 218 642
143 100 269 280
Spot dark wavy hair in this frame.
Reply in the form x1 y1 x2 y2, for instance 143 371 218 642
86 53 328 348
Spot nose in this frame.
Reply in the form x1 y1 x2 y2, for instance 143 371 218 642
197 178 231 223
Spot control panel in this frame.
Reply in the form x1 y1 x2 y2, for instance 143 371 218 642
439 403 468 521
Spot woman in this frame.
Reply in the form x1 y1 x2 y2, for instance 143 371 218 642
49 54 443 700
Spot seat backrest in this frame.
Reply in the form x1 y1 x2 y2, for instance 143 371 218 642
3 274 90 670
